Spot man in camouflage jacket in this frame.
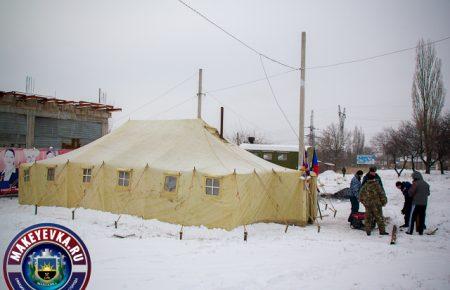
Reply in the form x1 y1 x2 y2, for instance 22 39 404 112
359 174 389 236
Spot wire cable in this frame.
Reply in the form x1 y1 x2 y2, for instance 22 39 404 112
177 0 298 70
148 95 197 119
205 68 298 94
259 54 299 140
204 36 450 94
114 72 196 123
307 36 450 70
207 93 265 131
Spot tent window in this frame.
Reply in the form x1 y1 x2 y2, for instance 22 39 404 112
164 176 177 192
278 153 288 161
263 152 272 160
24 169 30 182
83 168 92 183
47 168 55 181
205 178 220 195
118 171 130 186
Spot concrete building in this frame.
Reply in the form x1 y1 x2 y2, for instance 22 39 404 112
0 91 121 149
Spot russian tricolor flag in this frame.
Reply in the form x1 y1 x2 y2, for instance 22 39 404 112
312 149 319 175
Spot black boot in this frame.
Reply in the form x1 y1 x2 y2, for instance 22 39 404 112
366 231 371 236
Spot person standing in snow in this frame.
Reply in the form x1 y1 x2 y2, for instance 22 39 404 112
395 181 412 228
348 170 364 222
359 174 389 236
361 166 384 191
406 171 430 235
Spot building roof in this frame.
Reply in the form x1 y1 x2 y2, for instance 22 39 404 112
239 143 311 152
0 91 121 112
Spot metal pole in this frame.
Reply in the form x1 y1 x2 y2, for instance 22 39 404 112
299 32 306 169
197 69 203 119
220 107 224 139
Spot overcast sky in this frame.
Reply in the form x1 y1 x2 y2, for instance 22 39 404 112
1 0 449 145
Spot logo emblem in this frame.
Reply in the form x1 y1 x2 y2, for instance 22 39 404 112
3 223 91 290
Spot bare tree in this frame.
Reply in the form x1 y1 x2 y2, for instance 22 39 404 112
388 128 409 177
435 112 450 174
352 126 365 155
396 121 422 171
371 129 390 167
411 39 446 173
317 123 351 167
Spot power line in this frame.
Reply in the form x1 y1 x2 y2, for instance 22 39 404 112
149 95 197 119
259 55 299 140
202 36 450 95
177 0 299 70
307 36 450 70
208 93 265 131
114 72 196 123
205 68 298 94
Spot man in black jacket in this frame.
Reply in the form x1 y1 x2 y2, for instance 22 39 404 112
396 181 412 228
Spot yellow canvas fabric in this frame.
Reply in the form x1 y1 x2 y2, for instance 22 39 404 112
19 119 317 230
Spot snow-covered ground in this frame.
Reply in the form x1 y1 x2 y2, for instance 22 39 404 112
1 170 449 289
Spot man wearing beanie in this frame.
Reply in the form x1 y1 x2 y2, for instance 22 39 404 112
359 173 389 236
348 170 364 222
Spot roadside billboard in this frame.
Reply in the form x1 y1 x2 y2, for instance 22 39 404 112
356 154 376 165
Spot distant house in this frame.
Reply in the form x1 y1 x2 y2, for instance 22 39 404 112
239 143 335 172
239 143 302 169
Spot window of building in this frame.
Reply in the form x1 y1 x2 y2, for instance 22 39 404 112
24 169 30 182
277 153 288 161
118 171 130 186
164 176 178 192
263 152 272 160
83 168 92 183
205 177 220 196
47 168 55 181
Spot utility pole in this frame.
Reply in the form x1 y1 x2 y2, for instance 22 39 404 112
338 105 346 136
98 88 102 103
298 31 306 169
197 68 203 119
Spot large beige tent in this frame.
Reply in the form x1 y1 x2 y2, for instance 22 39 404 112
19 119 317 230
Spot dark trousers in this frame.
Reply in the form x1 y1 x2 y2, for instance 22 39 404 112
403 202 412 226
408 205 427 234
348 196 359 222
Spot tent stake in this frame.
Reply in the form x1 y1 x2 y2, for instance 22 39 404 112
284 224 289 233
243 225 248 242
179 225 184 240
34 204 38 215
317 200 323 220
317 224 321 233
72 210 75 220
114 221 118 229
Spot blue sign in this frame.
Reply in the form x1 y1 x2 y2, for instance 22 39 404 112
357 155 376 165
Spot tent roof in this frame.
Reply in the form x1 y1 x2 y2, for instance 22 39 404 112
38 119 295 175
